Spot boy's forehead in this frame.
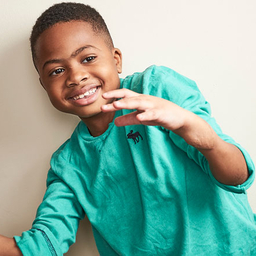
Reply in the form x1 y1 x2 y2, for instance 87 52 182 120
35 21 107 68
37 21 97 49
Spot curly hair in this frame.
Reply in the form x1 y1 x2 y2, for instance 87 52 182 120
30 2 114 63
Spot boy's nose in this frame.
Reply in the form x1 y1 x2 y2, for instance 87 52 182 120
66 68 89 87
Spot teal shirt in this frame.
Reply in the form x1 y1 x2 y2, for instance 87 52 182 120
15 66 256 255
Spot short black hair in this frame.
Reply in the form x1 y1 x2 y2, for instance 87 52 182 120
30 2 114 64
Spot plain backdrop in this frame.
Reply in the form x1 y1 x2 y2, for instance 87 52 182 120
0 1 255 255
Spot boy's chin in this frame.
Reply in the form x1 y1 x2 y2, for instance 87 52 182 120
55 104 101 119
77 109 105 120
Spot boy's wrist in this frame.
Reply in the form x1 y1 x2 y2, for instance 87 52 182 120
0 236 22 256
173 113 217 150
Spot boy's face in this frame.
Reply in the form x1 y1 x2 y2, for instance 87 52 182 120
35 21 122 120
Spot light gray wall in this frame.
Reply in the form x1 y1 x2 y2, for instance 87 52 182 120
0 1 255 255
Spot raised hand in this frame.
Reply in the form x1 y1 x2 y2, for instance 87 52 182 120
102 88 221 151
101 88 191 132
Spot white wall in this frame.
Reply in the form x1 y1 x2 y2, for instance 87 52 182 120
0 1 255 255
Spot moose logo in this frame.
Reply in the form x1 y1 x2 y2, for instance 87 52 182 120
127 130 143 144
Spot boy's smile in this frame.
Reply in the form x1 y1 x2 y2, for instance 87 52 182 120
34 21 122 135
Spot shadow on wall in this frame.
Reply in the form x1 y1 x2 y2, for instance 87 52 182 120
0 37 98 255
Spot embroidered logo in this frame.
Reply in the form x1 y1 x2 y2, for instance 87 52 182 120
127 130 143 144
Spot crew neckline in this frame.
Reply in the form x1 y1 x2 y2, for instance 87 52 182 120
77 109 122 141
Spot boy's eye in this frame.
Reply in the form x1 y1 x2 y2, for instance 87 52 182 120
82 56 96 63
50 68 65 76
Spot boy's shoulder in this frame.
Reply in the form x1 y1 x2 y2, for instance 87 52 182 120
121 65 200 105
123 65 194 81
122 65 197 90
121 65 174 85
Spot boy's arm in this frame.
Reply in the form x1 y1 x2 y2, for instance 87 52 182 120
0 235 22 256
102 89 249 186
13 176 85 255
172 110 249 185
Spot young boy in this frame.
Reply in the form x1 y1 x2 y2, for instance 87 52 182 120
0 2 256 256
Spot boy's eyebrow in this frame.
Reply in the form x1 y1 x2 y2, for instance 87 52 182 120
71 45 94 57
42 59 64 70
42 45 96 70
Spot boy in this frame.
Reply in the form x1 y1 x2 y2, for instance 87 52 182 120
0 2 256 255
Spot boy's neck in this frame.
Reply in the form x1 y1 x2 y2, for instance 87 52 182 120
80 111 116 137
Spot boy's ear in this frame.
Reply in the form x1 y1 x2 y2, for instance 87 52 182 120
113 48 122 74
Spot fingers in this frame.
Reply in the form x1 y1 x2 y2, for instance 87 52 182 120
101 89 140 112
101 88 167 127
102 88 138 100
101 102 118 112
102 97 149 112
114 111 142 126
102 93 153 113
114 110 162 127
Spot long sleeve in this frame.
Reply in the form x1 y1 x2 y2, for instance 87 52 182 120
14 170 85 255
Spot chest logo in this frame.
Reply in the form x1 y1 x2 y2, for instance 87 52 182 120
127 130 143 144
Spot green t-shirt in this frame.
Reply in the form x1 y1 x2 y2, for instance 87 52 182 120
15 66 256 255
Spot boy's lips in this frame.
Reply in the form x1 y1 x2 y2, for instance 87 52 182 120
68 85 100 100
67 85 101 105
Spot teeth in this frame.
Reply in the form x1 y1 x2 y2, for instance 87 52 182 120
73 87 97 100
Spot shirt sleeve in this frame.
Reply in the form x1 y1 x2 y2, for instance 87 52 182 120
146 65 255 193
14 169 85 256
